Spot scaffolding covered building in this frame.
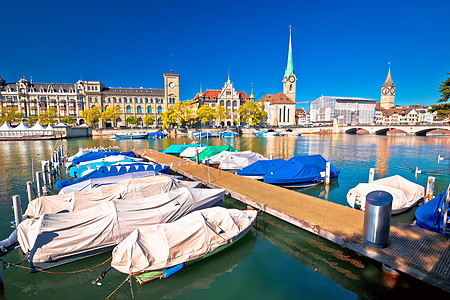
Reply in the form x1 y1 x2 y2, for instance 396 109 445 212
309 96 376 125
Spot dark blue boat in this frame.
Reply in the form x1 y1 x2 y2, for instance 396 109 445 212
55 162 169 190
147 132 167 139
263 155 340 188
415 190 449 235
236 159 286 179
72 151 138 166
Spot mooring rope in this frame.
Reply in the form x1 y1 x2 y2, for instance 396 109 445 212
105 274 131 300
3 256 111 274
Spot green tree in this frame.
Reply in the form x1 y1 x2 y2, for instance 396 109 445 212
26 116 37 126
0 108 24 124
126 115 138 126
143 115 155 126
38 107 58 125
81 106 102 126
61 116 76 125
161 105 178 129
213 105 230 125
196 105 214 126
101 106 121 127
429 73 450 121
237 100 268 127
179 101 197 126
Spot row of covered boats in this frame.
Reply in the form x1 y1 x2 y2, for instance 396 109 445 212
112 131 168 139
0 147 258 287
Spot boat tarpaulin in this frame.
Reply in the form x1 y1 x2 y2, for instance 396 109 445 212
17 187 225 269
111 207 257 274
206 151 267 170
25 175 183 218
179 147 206 158
72 151 138 166
415 190 449 235
236 159 286 178
55 163 169 190
162 144 207 155
196 145 239 162
59 171 159 194
263 155 339 185
70 155 143 178
347 175 425 214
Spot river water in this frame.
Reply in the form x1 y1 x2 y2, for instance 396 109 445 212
0 134 449 299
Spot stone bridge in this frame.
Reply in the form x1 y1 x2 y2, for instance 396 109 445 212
340 124 450 135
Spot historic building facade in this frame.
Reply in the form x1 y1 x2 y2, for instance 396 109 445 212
193 76 251 126
0 72 180 127
259 27 296 126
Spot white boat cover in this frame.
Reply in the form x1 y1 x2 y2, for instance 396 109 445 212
76 154 143 166
25 175 185 218
30 121 46 130
207 151 267 170
0 122 13 130
180 146 206 158
13 121 30 130
17 187 225 267
111 207 257 274
346 175 425 214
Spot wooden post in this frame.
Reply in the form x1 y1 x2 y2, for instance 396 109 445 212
369 168 375 183
195 148 199 165
425 177 435 203
36 171 43 197
269 152 274 160
325 162 331 186
26 181 34 203
31 158 34 182
12 195 23 227
41 161 48 187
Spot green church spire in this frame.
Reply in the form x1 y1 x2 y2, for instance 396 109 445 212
284 25 294 78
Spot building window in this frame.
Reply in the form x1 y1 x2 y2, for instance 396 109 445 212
135 98 138 103
124 98 127 103
140 98 143 103
137 106 142 113
157 106 162 114
145 98 148 103
105 105 109 110
89 97 92 102
119 98 122 103
290 84 293 92
126 105 131 113
113 97 117 103
147 106 152 113
220 100 224 107
160 98 164 104
150 98 153 104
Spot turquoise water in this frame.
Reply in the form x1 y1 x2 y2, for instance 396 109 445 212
0 135 449 299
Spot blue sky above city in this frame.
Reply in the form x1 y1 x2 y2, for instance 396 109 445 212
1 0 449 109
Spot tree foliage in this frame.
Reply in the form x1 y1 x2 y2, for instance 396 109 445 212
237 100 268 127
0 108 23 124
81 106 102 126
61 116 76 125
196 105 214 125
101 106 121 124
26 116 37 126
213 105 230 125
143 115 155 126
126 115 138 125
429 73 450 122
38 107 58 125
160 101 197 129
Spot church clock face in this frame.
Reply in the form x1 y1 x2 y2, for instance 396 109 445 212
382 87 389 95
289 76 295 83
169 82 174 88
390 86 395 95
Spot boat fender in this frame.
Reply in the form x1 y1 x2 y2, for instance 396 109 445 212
164 263 184 278
0 230 18 257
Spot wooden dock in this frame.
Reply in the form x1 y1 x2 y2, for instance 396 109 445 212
136 149 450 293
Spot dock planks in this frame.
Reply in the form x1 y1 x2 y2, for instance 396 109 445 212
136 149 450 293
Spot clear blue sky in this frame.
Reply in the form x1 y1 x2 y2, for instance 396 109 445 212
1 0 449 109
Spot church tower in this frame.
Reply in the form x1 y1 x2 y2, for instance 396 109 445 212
283 26 296 103
380 64 395 109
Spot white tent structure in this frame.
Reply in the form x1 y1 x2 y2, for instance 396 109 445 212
13 121 30 131
347 175 425 214
46 123 54 131
207 151 267 170
30 121 46 131
0 122 13 131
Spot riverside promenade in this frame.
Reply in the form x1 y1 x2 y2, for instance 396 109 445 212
136 149 449 293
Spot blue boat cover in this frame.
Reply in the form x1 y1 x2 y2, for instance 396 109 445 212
263 155 340 185
415 191 448 235
236 159 286 177
147 132 167 138
72 151 138 166
163 144 207 155
55 162 169 190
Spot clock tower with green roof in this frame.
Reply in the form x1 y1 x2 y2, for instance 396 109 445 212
283 26 296 103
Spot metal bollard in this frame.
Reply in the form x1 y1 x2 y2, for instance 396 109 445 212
36 172 44 197
269 152 274 160
26 181 34 203
12 195 23 227
369 168 375 183
363 190 393 248
325 162 331 185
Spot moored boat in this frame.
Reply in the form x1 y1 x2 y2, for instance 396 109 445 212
236 159 286 180
110 207 257 284
114 132 148 139
415 186 450 235
206 150 267 171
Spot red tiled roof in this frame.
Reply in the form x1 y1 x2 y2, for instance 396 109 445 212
259 92 295 104
295 108 306 115
237 91 250 101
194 90 249 102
